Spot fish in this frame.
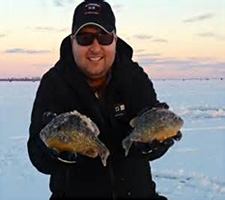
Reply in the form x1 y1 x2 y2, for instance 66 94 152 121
39 110 110 167
122 107 184 156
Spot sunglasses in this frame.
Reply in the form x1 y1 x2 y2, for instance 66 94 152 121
73 32 114 46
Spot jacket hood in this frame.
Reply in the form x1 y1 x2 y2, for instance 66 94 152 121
59 35 134 62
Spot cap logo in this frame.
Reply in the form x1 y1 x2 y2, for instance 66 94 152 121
85 3 101 15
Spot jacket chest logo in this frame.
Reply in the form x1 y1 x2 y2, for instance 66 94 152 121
114 103 126 117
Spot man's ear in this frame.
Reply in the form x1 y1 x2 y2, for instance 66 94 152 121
70 34 73 43
113 31 117 42
114 35 118 43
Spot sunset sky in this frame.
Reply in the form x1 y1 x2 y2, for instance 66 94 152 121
0 0 224 79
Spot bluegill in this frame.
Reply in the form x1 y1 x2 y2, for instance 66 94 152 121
40 110 110 166
122 108 184 156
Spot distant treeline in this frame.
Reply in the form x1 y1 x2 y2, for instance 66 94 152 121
0 77 41 82
153 77 224 81
0 77 224 82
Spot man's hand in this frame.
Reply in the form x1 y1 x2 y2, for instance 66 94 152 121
154 102 169 109
47 148 78 164
135 131 182 161
42 112 77 164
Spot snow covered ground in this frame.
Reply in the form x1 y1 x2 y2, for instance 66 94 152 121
0 79 225 200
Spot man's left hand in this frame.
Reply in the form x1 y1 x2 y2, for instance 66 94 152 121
135 131 182 161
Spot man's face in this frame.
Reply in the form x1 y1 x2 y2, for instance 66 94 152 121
71 26 117 80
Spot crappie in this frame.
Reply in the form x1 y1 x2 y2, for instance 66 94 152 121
122 108 184 156
39 110 110 166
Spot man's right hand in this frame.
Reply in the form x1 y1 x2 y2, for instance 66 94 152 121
48 148 77 164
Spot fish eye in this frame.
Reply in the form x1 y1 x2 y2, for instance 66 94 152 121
161 117 166 121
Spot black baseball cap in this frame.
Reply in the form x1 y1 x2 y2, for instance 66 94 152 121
72 0 116 35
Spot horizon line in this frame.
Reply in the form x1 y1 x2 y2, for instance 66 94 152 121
0 77 224 82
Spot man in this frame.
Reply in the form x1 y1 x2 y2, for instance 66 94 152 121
27 0 181 199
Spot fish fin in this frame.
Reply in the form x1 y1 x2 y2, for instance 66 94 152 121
83 149 98 158
129 117 138 128
98 148 110 167
122 136 133 157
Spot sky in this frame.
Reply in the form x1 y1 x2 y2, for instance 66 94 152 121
0 0 224 79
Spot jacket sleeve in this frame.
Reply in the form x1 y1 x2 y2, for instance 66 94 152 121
27 71 66 174
125 61 160 118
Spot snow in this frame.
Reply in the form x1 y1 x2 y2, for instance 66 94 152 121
151 79 225 200
0 79 225 200
0 81 50 200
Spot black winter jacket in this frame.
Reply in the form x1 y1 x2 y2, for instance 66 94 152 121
27 36 165 199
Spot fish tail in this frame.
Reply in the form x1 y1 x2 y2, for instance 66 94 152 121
95 139 110 167
122 136 133 157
